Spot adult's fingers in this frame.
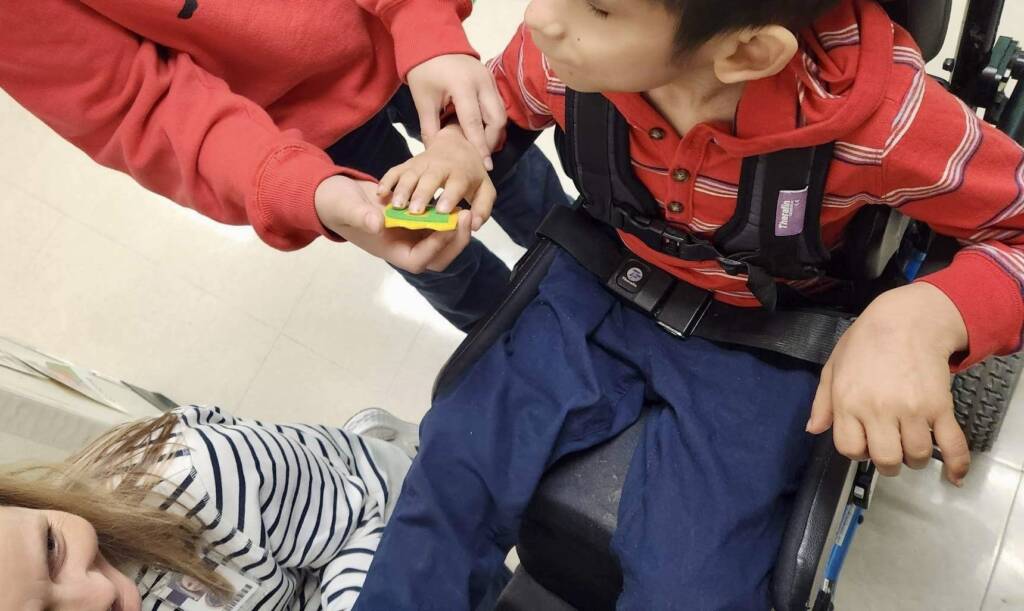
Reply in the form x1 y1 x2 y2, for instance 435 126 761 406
387 227 458 273
899 416 934 470
452 90 492 169
478 82 507 153
425 211 473 272
933 410 971 486
331 186 384 234
392 211 470 273
413 90 443 146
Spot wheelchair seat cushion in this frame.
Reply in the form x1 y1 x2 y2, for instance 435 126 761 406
516 413 647 611
516 418 855 611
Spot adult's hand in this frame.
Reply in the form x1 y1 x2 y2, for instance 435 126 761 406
315 175 472 273
407 54 506 170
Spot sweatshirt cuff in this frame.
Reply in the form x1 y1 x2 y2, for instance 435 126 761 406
383 0 477 78
917 251 1024 370
251 144 374 250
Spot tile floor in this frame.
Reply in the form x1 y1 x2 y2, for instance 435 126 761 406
1 1 1023 609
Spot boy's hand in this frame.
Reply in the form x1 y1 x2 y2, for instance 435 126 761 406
378 125 496 232
315 175 472 273
407 54 506 170
806 282 971 486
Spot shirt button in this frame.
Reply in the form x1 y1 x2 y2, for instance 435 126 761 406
648 127 666 140
668 201 684 214
671 168 691 182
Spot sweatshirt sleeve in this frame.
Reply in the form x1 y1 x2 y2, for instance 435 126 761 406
353 0 477 78
0 0 367 251
881 76 1024 369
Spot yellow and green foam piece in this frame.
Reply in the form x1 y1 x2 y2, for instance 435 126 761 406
383 204 459 232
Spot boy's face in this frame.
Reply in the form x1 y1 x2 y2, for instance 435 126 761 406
524 0 694 93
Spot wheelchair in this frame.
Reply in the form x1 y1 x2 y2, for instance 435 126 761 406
432 0 1024 609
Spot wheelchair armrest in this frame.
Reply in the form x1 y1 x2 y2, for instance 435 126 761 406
772 431 856 611
433 237 560 399
836 206 912 281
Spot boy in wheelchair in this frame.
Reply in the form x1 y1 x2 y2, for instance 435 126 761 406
355 0 1024 608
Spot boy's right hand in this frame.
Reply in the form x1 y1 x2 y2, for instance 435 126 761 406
378 124 497 232
315 175 473 273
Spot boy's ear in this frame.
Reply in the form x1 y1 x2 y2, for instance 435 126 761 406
712 25 799 84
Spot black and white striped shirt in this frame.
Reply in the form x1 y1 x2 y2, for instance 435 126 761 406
132 405 411 610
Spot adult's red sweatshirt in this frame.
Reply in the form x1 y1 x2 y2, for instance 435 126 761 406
0 0 474 249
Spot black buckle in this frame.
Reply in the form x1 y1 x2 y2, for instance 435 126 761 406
613 210 729 265
606 256 713 337
620 213 688 255
717 257 748 276
655 281 713 337
607 257 674 313
659 226 692 258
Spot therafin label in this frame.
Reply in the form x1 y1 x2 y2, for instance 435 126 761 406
775 188 809 237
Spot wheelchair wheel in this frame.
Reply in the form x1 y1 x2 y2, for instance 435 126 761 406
952 353 1023 451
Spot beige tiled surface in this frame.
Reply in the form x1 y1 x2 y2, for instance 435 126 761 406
236 335 384 427
0 0 1023 609
837 456 1023 610
0 210 281 408
984 481 1024 610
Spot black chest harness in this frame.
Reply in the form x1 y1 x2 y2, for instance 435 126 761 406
557 90 836 310
521 89 929 365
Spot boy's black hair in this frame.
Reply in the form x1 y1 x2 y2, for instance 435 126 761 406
659 0 842 51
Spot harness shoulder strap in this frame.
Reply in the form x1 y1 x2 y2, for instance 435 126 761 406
716 144 834 278
558 87 839 309
561 90 726 262
563 89 661 223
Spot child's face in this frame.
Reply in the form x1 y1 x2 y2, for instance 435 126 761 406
525 0 696 93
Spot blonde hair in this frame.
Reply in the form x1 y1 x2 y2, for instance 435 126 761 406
0 412 230 597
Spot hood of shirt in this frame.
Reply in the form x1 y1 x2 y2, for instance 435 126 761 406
711 0 897 157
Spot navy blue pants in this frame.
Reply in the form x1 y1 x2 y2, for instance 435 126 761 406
326 86 567 331
356 250 820 610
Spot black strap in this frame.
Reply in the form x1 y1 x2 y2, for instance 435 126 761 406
539 205 853 365
561 90 834 310
565 90 662 225
716 144 834 279
560 89 844 310
695 303 853 366
566 89 719 260
489 123 543 186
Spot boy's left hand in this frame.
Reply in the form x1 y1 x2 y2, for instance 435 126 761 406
407 54 506 170
806 282 972 486
379 124 496 231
